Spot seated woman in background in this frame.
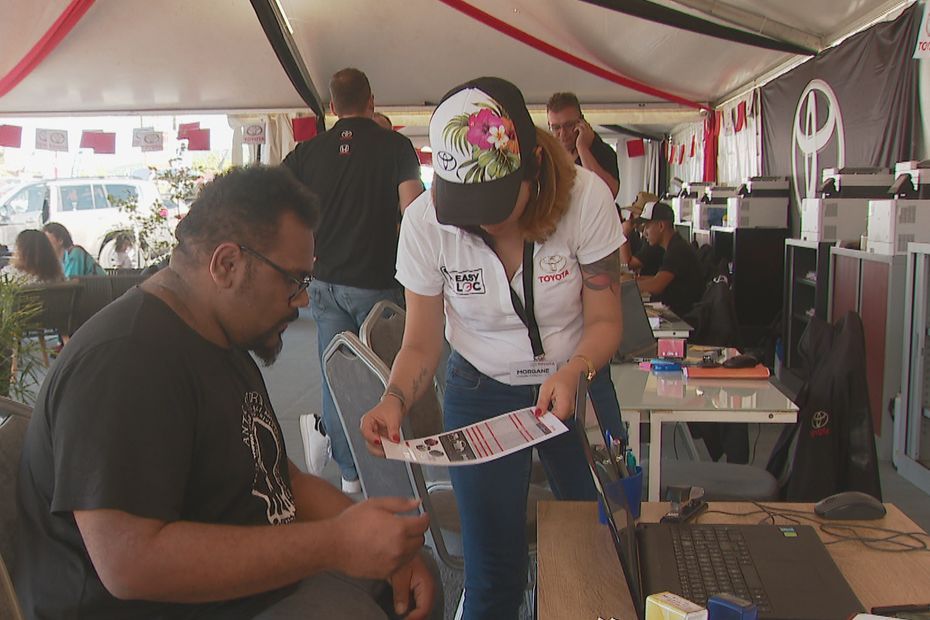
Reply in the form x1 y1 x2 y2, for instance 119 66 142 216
1 229 65 284
42 222 105 278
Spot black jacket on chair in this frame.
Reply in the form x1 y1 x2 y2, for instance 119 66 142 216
766 312 882 501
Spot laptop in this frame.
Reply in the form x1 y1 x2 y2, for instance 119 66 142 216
573 377 863 620
614 279 657 363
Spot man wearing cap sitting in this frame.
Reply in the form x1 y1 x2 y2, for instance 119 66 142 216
546 92 619 198
635 201 704 316
621 191 665 276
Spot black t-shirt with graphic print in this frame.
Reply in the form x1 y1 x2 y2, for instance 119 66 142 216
655 232 705 316
283 116 422 289
15 287 297 619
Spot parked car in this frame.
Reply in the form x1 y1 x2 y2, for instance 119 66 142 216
0 178 160 265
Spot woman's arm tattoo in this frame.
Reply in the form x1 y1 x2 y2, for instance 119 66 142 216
580 249 621 292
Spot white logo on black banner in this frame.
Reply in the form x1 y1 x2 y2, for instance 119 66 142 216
791 79 846 208
441 266 485 295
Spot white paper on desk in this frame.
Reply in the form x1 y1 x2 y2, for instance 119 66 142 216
382 407 567 466
648 316 661 328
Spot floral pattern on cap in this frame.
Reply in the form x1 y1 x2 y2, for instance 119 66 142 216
442 101 520 183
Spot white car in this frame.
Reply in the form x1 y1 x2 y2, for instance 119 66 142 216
0 178 161 265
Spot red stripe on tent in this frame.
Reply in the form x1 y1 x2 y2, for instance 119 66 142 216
438 0 710 111
0 0 96 98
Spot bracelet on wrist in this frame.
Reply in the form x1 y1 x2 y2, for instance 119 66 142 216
570 354 596 381
382 386 407 414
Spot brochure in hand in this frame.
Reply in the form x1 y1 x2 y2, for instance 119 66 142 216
382 407 568 466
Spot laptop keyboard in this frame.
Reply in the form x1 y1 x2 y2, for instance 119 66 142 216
670 525 772 612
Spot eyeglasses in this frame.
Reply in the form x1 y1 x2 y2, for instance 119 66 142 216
548 119 580 134
238 244 312 302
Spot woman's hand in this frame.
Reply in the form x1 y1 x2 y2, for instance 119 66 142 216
535 360 588 420
359 398 405 457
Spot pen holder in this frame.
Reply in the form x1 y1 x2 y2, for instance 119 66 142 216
598 465 643 523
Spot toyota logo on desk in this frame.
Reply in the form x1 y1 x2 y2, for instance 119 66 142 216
791 79 846 208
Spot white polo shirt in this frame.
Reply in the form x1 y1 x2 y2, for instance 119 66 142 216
396 167 623 384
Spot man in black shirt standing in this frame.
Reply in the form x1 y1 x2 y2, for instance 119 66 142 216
635 201 704 316
283 68 423 493
546 92 620 198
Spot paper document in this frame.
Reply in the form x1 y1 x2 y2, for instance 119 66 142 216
382 407 567 466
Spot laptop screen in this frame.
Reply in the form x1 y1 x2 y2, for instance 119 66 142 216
616 279 656 362
574 375 646 618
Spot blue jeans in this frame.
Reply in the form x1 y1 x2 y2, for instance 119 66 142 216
443 352 623 619
309 280 404 482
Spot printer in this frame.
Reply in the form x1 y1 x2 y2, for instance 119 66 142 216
671 181 710 223
867 161 930 254
693 185 736 231
726 176 789 228
800 167 894 242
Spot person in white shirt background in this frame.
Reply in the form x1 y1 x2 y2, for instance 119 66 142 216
361 77 625 619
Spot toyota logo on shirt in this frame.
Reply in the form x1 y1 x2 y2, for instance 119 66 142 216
538 255 569 283
810 410 831 438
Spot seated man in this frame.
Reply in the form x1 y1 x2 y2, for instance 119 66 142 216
635 201 704 316
16 166 436 619
620 191 664 276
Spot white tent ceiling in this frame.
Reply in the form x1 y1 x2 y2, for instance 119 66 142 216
0 0 913 130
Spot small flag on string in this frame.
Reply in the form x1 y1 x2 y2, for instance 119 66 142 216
243 122 266 145
80 130 116 154
689 134 696 158
678 144 685 165
292 116 317 142
36 128 69 152
735 101 747 133
177 122 200 140
186 128 211 151
139 131 164 152
626 138 645 158
132 127 154 147
0 125 22 148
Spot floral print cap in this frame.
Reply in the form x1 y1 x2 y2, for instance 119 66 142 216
429 77 537 226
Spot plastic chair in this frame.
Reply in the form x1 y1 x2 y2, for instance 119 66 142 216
0 397 33 620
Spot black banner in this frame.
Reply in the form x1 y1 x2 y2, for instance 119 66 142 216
761 5 920 234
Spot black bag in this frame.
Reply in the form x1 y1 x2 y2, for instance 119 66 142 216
765 312 882 501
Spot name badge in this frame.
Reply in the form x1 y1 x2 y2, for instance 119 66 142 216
509 360 557 385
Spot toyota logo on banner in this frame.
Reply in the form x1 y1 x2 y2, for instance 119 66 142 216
791 79 846 209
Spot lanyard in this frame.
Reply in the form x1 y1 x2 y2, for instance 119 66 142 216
508 241 545 359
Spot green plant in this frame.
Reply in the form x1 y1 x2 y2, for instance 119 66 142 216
103 155 202 267
0 277 44 404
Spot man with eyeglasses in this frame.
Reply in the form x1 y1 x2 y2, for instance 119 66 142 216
283 68 424 494
16 166 437 619
546 92 620 198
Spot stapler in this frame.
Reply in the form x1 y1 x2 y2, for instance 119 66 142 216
660 486 708 523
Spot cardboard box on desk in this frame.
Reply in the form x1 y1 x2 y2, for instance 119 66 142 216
646 592 707 620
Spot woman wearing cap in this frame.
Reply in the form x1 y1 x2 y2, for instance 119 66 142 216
361 77 625 619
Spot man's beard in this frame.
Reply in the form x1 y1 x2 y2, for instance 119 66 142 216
248 308 299 366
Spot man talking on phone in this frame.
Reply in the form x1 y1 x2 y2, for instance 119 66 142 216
546 92 620 198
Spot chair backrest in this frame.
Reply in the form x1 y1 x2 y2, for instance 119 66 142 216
322 333 461 569
359 300 405 367
72 275 113 332
21 280 83 336
0 397 32 620
322 332 419 501
108 273 146 300
359 302 445 438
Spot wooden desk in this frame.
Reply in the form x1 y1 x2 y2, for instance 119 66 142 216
537 501 930 620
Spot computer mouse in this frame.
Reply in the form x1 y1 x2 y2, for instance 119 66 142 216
722 353 759 369
814 491 886 520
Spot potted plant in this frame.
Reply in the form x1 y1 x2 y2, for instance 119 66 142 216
0 276 44 404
